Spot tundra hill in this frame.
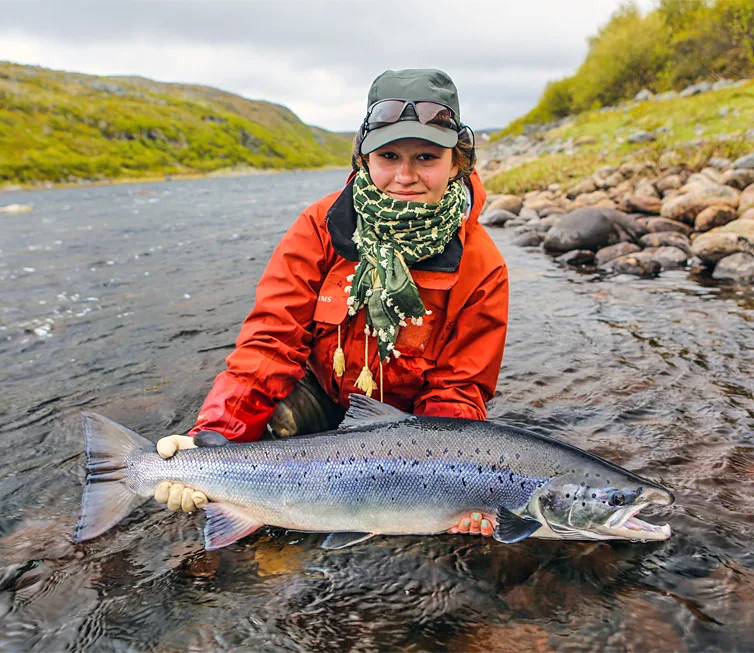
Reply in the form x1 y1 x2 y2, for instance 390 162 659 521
0 61 354 185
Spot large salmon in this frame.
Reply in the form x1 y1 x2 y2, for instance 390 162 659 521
75 395 673 550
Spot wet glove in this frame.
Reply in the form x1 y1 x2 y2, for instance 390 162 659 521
154 434 208 512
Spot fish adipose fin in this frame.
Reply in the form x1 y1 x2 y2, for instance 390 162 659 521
203 503 264 550
493 507 542 544
193 430 232 447
340 395 409 429
75 412 153 542
321 532 376 550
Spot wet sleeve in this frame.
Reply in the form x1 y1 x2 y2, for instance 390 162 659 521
413 263 509 421
190 208 336 442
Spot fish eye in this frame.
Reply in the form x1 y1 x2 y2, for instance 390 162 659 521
609 491 625 506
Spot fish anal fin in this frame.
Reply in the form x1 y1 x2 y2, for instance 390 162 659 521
493 507 542 544
202 502 264 551
340 395 408 429
321 532 375 550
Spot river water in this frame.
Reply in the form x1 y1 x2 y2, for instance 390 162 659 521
1 170 753 652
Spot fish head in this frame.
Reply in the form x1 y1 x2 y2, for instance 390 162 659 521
534 465 674 541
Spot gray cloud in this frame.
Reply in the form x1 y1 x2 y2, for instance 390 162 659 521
0 0 656 130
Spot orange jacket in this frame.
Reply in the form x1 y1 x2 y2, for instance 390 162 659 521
190 170 509 441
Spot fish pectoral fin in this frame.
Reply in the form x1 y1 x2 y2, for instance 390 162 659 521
202 502 264 551
193 430 232 448
321 532 376 550
493 507 542 544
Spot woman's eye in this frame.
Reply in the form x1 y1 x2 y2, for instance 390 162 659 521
418 153 437 161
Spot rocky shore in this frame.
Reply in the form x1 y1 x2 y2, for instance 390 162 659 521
482 152 754 284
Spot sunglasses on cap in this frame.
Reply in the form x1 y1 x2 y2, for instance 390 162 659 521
365 99 460 131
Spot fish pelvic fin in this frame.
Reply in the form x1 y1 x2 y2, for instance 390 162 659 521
493 507 542 544
321 532 376 550
203 503 264 551
74 412 153 543
340 394 409 429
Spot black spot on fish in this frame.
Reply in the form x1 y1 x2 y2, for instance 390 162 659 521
370 451 374 455
412 439 417 445
371 475 376 481
491 464 497 472
585 473 589 477
596 473 600 477
566 493 570 498
458 449 463 455
336 451 341 458
477 466 483 474
487 449 491 455
462 477 467 487
426 450 432 457
499 456 505 464
443 448 449 454
475 447 480 454
388 449 392 455
361 443 365 449
498 475 504 483
515 454 520 460
243 455 248 460
520 481 525 489
489 487 494 493
580 482 585 487
509 473 515 482
592 493 596 498
423 483 427 489
582 502 586 507
397 441 402 447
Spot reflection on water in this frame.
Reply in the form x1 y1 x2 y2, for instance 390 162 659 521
1 172 753 651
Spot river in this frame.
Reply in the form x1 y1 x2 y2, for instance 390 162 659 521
1 170 753 652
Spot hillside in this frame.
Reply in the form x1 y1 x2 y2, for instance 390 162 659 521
0 62 353 186
481 78 754 196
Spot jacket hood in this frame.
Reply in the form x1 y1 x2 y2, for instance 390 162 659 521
326 170 487 274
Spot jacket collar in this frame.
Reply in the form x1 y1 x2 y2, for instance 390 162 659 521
326 170 486 274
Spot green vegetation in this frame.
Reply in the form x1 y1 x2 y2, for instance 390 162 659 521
485 78 754 195
0 62 353 185
495 0 754 137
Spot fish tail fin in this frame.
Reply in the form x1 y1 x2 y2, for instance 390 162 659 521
74 412 153 542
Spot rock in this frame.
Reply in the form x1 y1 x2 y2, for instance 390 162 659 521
595 242 641 266
642 246 688 270
732 152 754 170
519 207 540 220
655 175 682 193
609 253 662 277
635 180 660 198
572 190 611 207
574 135 597 146
504 218 528 228
628 131 657 144
543 207 631 253
721 168 754 191
640 231 691 253
621 195 662 214
691 232 754 264
0 204 33 214
638 217 692 235
694 204 739 232
680 81 713 97
661 184 740 224
712 252 754 283
701 167 724 183
538 205 566 218
512 231 543 247
556 249 595 266
540 215 563 229
652 90 678 102
488 195 523 215
619 161 647 177
635 89 653 102
603 171 625 189
608 210 648 241
740 208 754 221
708 157 732 170
566 178 597 199
739 183 754 213
480 208 518 227
684 172 719 189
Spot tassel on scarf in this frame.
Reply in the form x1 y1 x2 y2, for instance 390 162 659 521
355 326 377 397
333 324 345 377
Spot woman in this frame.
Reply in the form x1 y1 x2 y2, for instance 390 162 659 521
155 69 509 538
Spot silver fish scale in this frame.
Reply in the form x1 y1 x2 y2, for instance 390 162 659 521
125 417 595 534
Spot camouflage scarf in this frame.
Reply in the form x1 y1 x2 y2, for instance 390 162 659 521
347 168 465 361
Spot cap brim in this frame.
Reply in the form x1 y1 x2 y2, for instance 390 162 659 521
361 121 458 154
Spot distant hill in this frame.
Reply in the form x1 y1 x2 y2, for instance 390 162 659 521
0 62 354 185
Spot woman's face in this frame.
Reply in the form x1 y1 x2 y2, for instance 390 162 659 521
367 138 459 204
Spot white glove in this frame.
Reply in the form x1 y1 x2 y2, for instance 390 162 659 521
154 434 208 512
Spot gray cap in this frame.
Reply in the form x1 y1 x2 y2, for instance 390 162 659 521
360 69 460 155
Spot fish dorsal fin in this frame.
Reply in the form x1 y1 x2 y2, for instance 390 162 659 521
339 394 409 429
493 507 542 544
194 430 231 448
202 502 264 551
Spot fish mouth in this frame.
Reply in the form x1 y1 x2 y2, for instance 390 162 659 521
600 489 674 541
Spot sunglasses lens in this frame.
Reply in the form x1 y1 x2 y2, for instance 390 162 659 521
415 102 455 127
368 100 408 126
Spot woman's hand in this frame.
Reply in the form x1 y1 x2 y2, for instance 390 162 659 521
154 434 208 512
448 512 494 537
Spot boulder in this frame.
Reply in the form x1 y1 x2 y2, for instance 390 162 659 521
619 162 647 177
595 242 641 266
621 195 662 214
641 246 688 270
504 218 527 228
694 204 739 232
540 215 563 229
488 195 523 215
690 232 754 265
543 207 633 253
566 178 597 199
608 253 662 277
572 190 612 208
721 168 754 191
708 157 732 170
603 171 625 189
732 152 754 169
738 183 754 214
700 167 723 184
556 249 595 266
574 135 597 146
512 231 543 247
480 208 518 227
524 199 564 215
740 208 754 221
519 207 540 220
638 217 692 235
655 175 682 193
661 184 740 224
538 205 566 218
640 231 691 253
628 131 656 144
635 89 653 102
683 173 719 189
635 180 660 198
712 252 754 283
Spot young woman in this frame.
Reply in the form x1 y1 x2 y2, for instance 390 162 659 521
155 69 509 538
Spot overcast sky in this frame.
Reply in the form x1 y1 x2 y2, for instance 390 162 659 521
0 0 656 132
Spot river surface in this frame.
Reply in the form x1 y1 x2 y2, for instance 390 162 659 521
1 170 753 652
